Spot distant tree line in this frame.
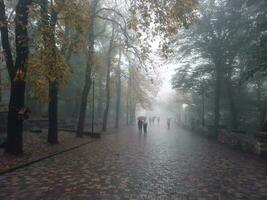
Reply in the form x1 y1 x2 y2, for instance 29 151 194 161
172 0 267 135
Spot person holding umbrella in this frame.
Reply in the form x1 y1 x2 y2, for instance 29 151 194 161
137 116 145 133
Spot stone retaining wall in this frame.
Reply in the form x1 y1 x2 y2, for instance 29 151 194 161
218 129 255 153
184 124 267 156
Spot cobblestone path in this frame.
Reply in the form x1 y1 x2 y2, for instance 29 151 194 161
0 125 267 200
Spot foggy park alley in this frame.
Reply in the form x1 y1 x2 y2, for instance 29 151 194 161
1 0 267 199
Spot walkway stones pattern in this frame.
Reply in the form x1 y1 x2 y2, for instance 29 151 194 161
0 126 267 199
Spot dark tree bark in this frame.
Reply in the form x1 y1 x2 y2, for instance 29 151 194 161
214 64 222 135
126 100 129 125
77 63 92 137
226 77 239 129
7 81 26 155
0 71 2 102
0 0 32 155
260 110 267 129
125 66 137 126
72 93 80 118
41 0 59 144
48 6 59 144
115 49 122 128
256 81 267 129
126 68 133 125
201 87 205 127
0 0 15 79
76 0 97 136
126 69 137 125
96 78 104 123
48 81 58 143
102 26 115 131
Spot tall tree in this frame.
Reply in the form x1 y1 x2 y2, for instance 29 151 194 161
45 0 59 144
102 25 115 131
96 75 104 123
172 0 249 133
40 0 59 144
171 0 267 132
76 0 98 136
115 48 122 128
0 0 32 155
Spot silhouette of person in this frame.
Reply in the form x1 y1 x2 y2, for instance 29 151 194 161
167 118 171 130
138 119 143 132
143 120 148 134
149 117 152 126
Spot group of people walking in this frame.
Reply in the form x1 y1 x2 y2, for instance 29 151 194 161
149 116 160 126
138 118 148 133
137 116 172 133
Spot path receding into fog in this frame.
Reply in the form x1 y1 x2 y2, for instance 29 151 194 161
0 124 267 199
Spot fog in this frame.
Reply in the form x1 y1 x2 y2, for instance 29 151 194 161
0 0 267 199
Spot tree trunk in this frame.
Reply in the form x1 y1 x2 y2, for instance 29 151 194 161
77 75 91 136
226 77 238 129
76 0 97 136
4 0 32 155
48 81 58 143
0 0 15 79
102 84 110 131
201 89 205 127
6 81 25 155
126 70 132 125
126 99 129 125
0 71 2 102
102 26 115 131
115 49 122 128
96 78 103 123
72 94 80 118
260 110 266 128
256 81 266 128
129 103 136 124
126 80 130 125
214 65 221 135
44 1 59 144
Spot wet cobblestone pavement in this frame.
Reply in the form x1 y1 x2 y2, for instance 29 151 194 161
0 125 267 200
